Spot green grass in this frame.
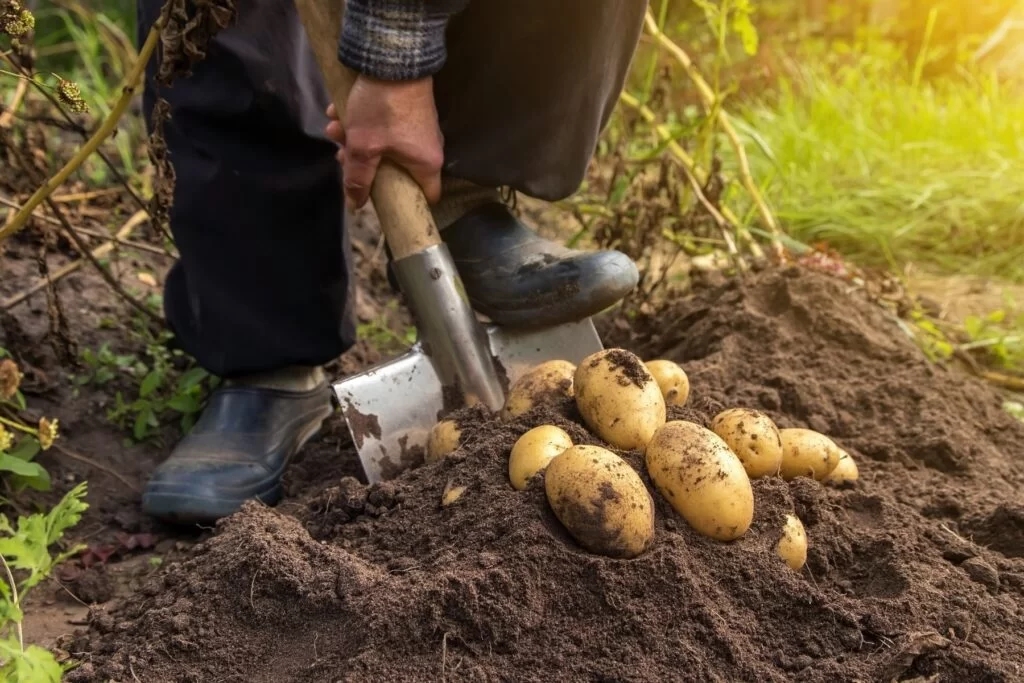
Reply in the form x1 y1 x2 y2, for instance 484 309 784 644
729 48 1024 283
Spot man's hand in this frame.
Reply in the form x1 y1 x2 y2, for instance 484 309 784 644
325 75 444 209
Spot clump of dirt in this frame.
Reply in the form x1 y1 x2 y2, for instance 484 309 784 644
65 267 1024 682
595 347 650 388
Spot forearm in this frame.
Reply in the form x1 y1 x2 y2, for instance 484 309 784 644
338 0 471 81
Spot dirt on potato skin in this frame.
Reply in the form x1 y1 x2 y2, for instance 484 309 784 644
63 266 1024 682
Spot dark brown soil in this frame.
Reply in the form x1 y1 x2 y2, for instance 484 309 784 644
61 267 1024 682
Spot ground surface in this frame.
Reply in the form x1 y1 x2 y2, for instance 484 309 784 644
1 196 1023 681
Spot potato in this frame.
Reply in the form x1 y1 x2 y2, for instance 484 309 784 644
441 480 467 507
501 360 576 421
776 514 807 570
644 420 754 541
710 408 783 478
574 349 666 451
544 444 655 558
509 425 573 490
645 359 690 406
824 449 859 484
778 428 842 481
425 420 461 464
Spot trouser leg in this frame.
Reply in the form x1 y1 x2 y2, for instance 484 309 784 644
137 0 356 379
423 0 646 328
435 0 648 201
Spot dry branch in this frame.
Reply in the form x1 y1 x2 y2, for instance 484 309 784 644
641 10 783 260
1 209 149 311
0 194 175 257
0 11 166 243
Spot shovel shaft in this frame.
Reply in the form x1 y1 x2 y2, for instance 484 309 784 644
292 0 441 260
293 0 507 416
391 246 507 411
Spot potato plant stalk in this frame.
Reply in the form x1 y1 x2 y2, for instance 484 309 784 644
641 10 783 260
0 13 164 243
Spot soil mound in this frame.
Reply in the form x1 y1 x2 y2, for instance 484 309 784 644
66 267 1024 682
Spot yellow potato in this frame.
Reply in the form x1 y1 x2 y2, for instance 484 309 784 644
509 425 573 490
544 444 655 558
710 408 783 478
645 359 690 406
441 480 467 507
501 360 576 421
574 349 666 451
779 428 842 481
644 420 754 541
425 420 461 464
824 449 859 484
776 514 807 570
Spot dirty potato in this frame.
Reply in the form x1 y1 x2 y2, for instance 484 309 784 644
776 514 808 570
645 359 690 406
544 445 655 559
779 428 842 481
574 349 666 451
824 449 859 484
425 420 461 464
509 425 573 490
501 360 576 421
710 408 783 478
645 420 754 541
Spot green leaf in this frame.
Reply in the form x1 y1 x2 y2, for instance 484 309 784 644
0 642 65 682
986 309 1006 324
0 454 46 479
177 367 209 391
732 10 759 55
165 394 201 414
133 406 153 441
964 316 984 339
6 438 40 463
139 370 162 398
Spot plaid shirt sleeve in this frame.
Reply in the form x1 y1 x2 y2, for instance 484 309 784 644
338 0 470 81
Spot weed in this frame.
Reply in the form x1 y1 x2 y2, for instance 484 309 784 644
74 322 218 442
0 482 88 681
0 350 59 494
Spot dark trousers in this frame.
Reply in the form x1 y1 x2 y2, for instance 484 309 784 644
137 0 646 378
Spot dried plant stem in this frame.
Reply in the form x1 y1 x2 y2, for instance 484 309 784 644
0 75 29 128
1 210 149 311
0 554 23 652
642 10 783 260
0 194 174 257
0 15 164 243
2 54 157 229
618 91 752 268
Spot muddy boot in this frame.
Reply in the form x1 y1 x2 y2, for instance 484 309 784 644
141 367 332 525
386 181 639 328
442 202 638 328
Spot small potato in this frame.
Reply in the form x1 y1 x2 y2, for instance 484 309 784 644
425 420 461 464
825 449 859 484
509 425 573 490
441 480 467 507
779 428 842 481
710 408 783 478
574 349 666 451
776 514 807 570
501 360 576 421
645 420 754 541
544 444 655 558
645 359 690 406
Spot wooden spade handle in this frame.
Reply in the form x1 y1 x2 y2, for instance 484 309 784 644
292 0 442 259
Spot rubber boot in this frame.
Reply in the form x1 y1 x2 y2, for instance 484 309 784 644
387 201 639 328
